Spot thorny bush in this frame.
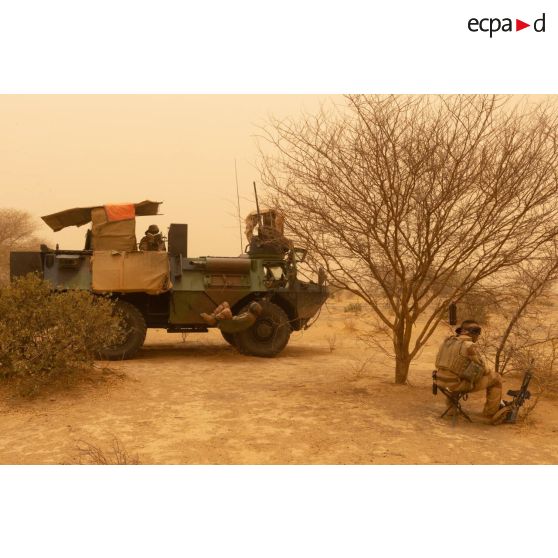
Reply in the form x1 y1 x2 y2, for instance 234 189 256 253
0 274 122 395
74 436 140 465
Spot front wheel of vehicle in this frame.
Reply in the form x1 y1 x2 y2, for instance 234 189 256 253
97 300 147 360
233 301 291 357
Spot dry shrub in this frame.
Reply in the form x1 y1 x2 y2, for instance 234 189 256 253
535 368 558 399
513 343 558 400
0 274 122 396
75 436 140 465
347 357 372 382
470 258 558 422
344 302 362 314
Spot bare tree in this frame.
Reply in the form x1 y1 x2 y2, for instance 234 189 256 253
477 245 558 380
474 253 558 420
0 208 43 284
260 95 558 383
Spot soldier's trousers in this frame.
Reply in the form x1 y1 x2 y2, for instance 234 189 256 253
435 369 503 417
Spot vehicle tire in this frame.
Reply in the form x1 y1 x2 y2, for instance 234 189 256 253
221 330 237 347
233 301 291 357
97 300 147 360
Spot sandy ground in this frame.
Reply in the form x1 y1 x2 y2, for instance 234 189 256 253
1 297 557 465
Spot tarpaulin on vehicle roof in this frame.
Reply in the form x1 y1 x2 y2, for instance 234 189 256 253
91 250 172 295
41 200 162 232
104 203 136 222
91 207 137 252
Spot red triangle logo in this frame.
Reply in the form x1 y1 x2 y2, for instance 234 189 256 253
516 19 530 31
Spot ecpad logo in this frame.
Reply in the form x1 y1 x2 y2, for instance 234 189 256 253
468 13 546 37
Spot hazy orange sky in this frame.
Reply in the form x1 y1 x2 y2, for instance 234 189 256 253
2 95 553 256
0 95 334 256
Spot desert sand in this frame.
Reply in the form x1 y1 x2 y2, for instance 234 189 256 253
1 295 557 465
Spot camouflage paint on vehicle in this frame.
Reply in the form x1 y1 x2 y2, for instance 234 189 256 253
10 202 328 358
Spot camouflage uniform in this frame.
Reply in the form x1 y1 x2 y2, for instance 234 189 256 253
139 225 166 251
435 333 502 417
200 301 262 334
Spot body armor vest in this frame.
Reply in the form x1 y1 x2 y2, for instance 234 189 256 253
435 336 471 376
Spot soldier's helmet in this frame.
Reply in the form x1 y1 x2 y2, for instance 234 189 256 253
146 224 160 235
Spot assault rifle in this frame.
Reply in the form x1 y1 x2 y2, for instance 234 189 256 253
502 370 533 424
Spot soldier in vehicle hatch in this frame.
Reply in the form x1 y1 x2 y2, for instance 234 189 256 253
139 224 166 251
200 301 263 334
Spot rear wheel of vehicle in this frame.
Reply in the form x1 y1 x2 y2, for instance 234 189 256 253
98 300 147 360
221 330 236 347
233 301 291 357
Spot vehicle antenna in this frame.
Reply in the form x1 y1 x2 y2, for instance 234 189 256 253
234 159 243 252
253 181 262 232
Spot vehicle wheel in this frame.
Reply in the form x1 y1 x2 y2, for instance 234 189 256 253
221 330 236 347
233 301 291 357
98 300 147 360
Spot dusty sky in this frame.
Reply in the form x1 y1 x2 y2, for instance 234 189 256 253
2 95 553 256
0 95 334 256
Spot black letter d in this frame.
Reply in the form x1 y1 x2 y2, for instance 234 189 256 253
534 13 545 32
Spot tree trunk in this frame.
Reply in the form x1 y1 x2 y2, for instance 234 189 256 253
393 315 413 384
393 330 412 384
394 355 411 384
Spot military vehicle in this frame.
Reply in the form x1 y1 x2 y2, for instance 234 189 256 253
10 200 328 359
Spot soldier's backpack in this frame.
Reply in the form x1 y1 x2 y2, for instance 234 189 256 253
435 336 484 385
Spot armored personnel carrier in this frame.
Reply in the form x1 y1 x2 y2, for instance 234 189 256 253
10 201 328 359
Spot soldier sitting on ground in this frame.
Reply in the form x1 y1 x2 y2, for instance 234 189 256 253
200 301 263 334
139 224 166 251
434 319 505 421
